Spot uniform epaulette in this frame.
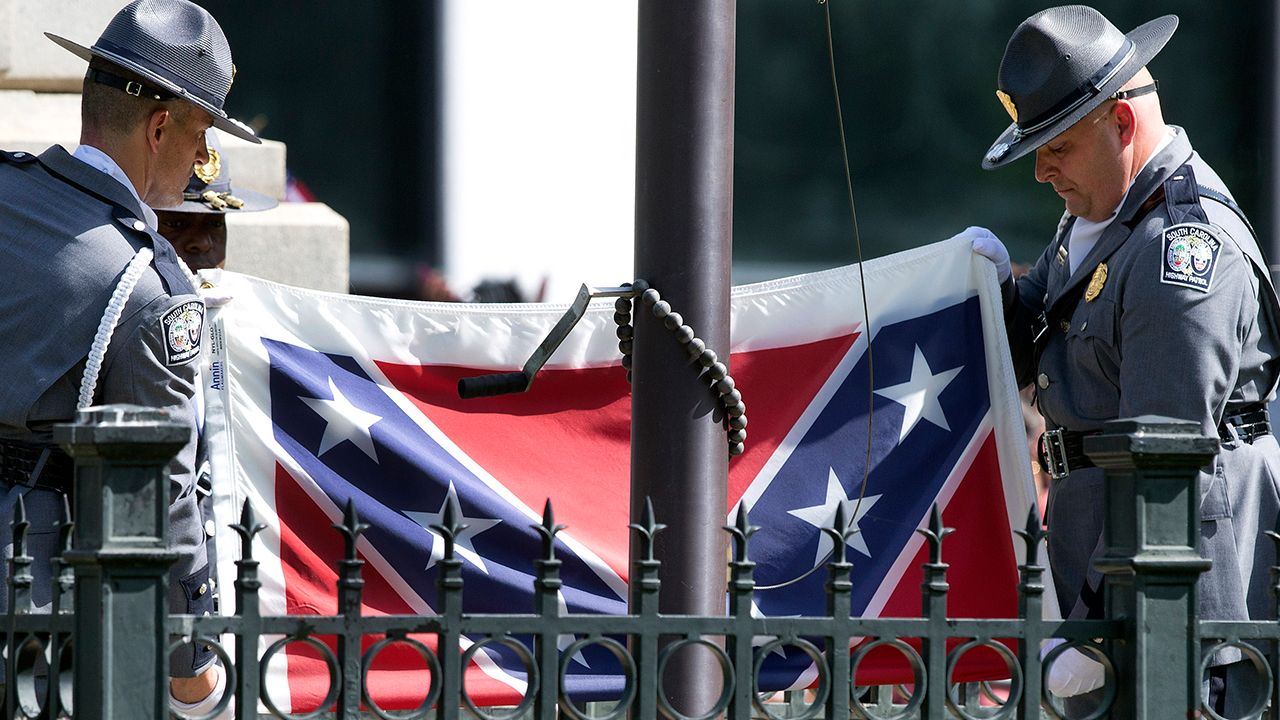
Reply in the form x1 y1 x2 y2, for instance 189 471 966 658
0 150 36 164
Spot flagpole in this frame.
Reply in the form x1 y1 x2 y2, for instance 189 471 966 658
632 0 735 714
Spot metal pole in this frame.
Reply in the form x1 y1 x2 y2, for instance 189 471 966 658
632 0 735 714
56 405 185 720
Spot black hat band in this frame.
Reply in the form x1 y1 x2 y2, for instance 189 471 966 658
89 67 176 102
1014 39 1135 137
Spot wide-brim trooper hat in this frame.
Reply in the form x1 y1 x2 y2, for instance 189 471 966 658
163 130 277 214
981 5 1177 170
45 0 260 144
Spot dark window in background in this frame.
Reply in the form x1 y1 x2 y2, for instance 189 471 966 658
734 0 1265 273
202 1 1262 287
199 0 441 265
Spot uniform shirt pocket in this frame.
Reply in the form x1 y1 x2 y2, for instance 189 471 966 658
1067 297 1117 347
1200 467 1233 521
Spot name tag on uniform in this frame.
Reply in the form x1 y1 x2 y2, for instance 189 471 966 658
1160 223 1221 293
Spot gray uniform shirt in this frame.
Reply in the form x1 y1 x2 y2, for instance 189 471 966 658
0 145 214 674
1005 128 1280 635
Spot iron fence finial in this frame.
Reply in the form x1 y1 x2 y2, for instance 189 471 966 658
11 492 29 560
823 501 861 567
916 503 954 565
333 498 369 562
724 501 757 563
533 498 566 562
58 494 73 554
629 496 666 563
431 492 468 562
231 499 267 553
1014 503 1045 566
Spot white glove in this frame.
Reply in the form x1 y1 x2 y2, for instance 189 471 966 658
964 226 1011 283
1043 638 1105 697
195 269 234 308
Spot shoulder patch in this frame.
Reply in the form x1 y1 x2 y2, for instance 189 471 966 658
1160 223 1221 293
160 300 205 366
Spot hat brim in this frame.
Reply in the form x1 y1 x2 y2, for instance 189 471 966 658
981 15 1177 170
158 187 278 214
45 32 261 144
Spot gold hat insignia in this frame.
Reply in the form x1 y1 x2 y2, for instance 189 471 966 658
193 147 221 185
996 89 1018 123
1085 262 1108 302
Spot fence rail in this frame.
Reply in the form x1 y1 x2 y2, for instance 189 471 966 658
0 407 1272 718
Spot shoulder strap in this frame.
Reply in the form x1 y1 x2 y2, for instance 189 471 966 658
1197 184 1268 265
1168 164 1280 400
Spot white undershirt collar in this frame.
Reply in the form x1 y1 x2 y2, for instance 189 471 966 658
1067 128 1176 274
71 143 158 230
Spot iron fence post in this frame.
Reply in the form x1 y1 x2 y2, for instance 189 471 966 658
231 500 265 720
433 496 465 720
918 505 952 719
1014 506 1045 719
725 504 756 720
1085 415 1216 719
55 405 186 720
533 501 563 720
630 498 663 719
822 505 853 720
334 500 367 718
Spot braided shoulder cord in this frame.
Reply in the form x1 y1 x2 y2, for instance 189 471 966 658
77 247 155 409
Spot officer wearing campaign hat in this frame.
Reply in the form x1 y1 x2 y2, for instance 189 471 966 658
967 6 1280 714
160 130 278 270
0 0 260 713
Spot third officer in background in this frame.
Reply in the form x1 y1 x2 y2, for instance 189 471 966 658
160 129 277 271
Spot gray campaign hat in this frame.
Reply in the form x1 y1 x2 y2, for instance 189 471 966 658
164 131 277 214
981 5 1177 170
45 0 260 144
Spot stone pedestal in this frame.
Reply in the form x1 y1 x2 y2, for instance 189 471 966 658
0 1 129 91
225 203 350 293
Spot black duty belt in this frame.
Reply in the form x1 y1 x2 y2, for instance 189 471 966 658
0 439 74 494
1219 408 1271 446
1039 408 1272 481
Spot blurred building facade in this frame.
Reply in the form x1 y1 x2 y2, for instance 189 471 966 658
197 1 1269 296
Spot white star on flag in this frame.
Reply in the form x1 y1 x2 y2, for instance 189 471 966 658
406 481 502 574
787 468 881 568
874 345 963 442
301 377 383 461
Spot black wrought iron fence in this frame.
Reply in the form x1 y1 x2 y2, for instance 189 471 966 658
0 406 1275 718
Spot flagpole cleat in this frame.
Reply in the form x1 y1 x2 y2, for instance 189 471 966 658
459 278 750 457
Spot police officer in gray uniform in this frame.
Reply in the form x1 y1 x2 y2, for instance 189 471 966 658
973 6 1280 716
0 0 260 712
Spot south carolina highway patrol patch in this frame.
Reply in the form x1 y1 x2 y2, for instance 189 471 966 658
161 300 205 366
1160 223 1221 293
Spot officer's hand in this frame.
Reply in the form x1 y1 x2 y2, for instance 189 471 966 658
1043 639 1105 697
195 270 233 308
963 226 1011 283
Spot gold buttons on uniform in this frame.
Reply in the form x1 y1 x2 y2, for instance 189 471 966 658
1037 373 1050 389
1059 320 1071 333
